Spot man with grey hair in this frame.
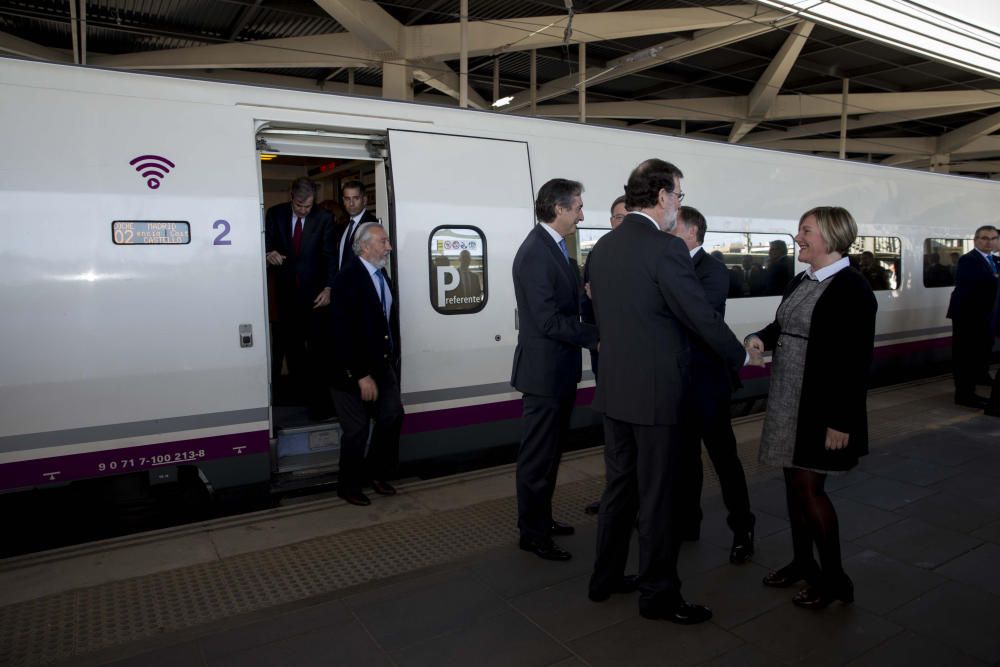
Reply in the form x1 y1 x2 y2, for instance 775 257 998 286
264 177 336 417
329 222 403 506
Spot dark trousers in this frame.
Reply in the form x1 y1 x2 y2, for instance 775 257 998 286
952 318 993 398
516 390 575 542
591 417 689 611
273 299 331 413
680 389 753 535
332 365 403 493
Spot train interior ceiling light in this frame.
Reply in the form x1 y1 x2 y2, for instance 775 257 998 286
758 0 1000 80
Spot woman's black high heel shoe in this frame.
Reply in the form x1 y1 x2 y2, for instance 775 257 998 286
762 562 818 588
792 576 854 609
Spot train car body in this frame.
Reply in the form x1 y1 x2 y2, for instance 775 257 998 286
1 58 997 495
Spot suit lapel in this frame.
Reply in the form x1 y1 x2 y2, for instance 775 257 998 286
278 203 293 252
536 224 578 289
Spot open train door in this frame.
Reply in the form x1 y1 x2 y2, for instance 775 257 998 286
387 130 535 422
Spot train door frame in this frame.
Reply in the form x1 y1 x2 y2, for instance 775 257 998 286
254 124 390 479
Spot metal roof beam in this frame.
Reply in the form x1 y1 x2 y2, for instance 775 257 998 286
0 31 71 63
936 110 1000 154
502 11 797 113
729 21 814 143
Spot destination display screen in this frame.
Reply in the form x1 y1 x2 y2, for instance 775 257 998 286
112 221 190 245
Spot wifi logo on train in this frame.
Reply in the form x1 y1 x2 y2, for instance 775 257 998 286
129 154 176 190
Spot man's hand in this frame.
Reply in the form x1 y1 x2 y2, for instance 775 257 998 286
584 282 592 300
266 250 285 266
358 375 378 402
313 287 331 308
825 428 849 450
744 335 764 354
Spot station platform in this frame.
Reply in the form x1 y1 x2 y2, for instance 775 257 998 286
1 375 999 666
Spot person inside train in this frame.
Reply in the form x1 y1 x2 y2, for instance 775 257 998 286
765 240 793 296
337 180 379 274
947 225 999 408
329 223 403 507
455 249 483 300
587 159 752 624
746 206 876 610
669 205 755 565
924 252 953 287
859 251 890 290
511 178 598 561
264 177 336 418
728 264 746 299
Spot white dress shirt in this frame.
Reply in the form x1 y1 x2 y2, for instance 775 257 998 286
359 256 393 318
806 256 850 282
339 209 368 262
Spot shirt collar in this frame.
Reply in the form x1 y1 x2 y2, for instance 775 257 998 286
806 255 850 282
632 211 660 230
359 256 379 275
352 209 367 225
689 245 703 259
540 222 564 246
976 248 993 260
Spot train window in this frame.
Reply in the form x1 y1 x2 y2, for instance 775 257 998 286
850 236 901 291
428 226 487 314
703 231 796 298
577 227 611 278
923 238 974 288
112 221 190 245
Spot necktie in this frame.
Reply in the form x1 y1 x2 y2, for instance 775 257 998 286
989 254 998 273
558 238 569 262
375 270 393 352
292 217 303 256
342 219 357 265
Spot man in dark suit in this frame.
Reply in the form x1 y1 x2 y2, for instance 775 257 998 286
264 177 336 417
511 178 599 561
337 180 380 273
670 206 755 564
947 225 999 407
329 223 403 507
587 159 750 624
764 240 793 296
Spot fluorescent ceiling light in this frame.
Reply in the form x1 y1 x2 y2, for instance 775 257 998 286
492 95 514 108
756 0 1000 81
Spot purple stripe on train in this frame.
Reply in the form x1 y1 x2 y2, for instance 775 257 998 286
0 430 269 492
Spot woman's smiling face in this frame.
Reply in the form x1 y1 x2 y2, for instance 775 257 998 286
794 215 830 267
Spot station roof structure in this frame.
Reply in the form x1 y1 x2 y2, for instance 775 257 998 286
1 0 999 178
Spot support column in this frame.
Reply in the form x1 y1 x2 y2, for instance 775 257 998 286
493 58 500 105
383 60 412 101
80 0 87 65
530 49 537 116
459 0 468 108
578 42 586 123
839 78 849 160
929 153 951 174
348 69 355 95
68 0 79 64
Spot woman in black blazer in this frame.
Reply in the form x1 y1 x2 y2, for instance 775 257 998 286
746 207 877 609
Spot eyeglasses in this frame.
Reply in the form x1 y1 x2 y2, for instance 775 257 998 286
611 214 625 221
673 192 685 202
977 235 999 242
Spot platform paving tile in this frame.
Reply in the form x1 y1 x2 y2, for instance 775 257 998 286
730 601 902 665
934 542 1000 597
104 640 205 667
853 516 983 569
206 618 392 667
865 457 964 487
507 572 636 643
887 431 991 467
842 550 949 615
895 489 1000 533
971 519 1000 544
466 530 597 600
842 631 986 667
683 562 788 629
388 607 570 667
567 614 743 666
832 498 906 541
745 477 789 520
830 476 936 512
196 597 354 662
887 581 1000 664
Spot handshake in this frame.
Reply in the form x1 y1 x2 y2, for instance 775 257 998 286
744 335 766 368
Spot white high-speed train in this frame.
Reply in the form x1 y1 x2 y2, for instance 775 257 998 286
1 58 997 497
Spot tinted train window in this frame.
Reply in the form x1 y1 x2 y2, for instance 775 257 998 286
428 226 487 314
577 227 612 280
703 232 796 298
923 238 974 288
850 236 901 291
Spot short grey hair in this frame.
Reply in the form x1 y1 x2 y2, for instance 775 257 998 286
352 221 384 255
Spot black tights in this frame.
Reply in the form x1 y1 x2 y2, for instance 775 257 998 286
783 467 844 585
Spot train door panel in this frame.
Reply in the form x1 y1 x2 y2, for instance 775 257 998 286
387 131 534 395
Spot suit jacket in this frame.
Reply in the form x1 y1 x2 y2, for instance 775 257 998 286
329 257 401 391
264 202 336 304
947 249 998 329
510 224 599 397
588 214 745 426
690 247 735 398
337 209 380 274
753 268 876 471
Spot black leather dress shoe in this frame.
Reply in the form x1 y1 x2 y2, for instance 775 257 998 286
956 394 989 409
729 517 755 564
519 537 571 561
371 480 397 496
588 575 640 602
762 562 817 588
792 576 854 609
640 602 713 625
550 520 575 536
338 490 371 506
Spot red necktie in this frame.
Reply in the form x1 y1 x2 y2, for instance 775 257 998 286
292 217 303 256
